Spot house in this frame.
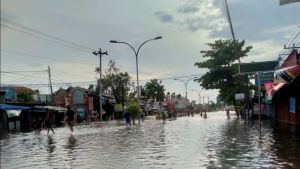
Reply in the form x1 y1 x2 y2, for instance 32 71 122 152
53 87 95 121
273 75 300 124
69 87 87 120
2 86 16 102
2 86 38 103
271 49 300 124
53 87 69 107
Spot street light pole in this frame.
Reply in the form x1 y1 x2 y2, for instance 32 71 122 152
110 36 162 102
191 90 201 104
202 96 205 109
174 77 195 100
93 48 108 121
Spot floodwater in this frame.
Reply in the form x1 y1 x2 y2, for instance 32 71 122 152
1 111 300 169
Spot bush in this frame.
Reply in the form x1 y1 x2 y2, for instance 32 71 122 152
125 102 142 119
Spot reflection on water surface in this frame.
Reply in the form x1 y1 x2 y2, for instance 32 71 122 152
1 111 300 168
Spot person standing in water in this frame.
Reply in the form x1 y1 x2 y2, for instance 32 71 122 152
124 111 132 128
44 108 55 134
65 105 75 133
203 112 207 118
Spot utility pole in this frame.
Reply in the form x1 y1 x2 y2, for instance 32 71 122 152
202 96 205 110
224 0 235 41
257 72 261 135
207 96 210 111
93 48 108 121
48 66 54 105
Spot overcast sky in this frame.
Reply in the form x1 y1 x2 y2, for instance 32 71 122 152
1 0 300 103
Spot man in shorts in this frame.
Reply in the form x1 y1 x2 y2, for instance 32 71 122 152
65 105 75 133
44 108 55 134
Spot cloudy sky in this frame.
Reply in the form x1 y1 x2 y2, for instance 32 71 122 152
1 0 300 103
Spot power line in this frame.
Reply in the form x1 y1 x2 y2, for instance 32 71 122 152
3 80 96 86
287 26 300 47
1 49 96 66
1 70 47 73
137 74 203 82
279 26 300 56
5 74 203 86
1 18 95 52
2 71 49 81
2 71 48 84
1 23 91 53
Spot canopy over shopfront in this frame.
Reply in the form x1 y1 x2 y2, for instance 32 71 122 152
0 104 30 110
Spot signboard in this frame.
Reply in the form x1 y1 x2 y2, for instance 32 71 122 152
255 72 274 86
290 97 296 113
114 104 123 112
239 61 278 73
280 0 300 5
235 93 245 100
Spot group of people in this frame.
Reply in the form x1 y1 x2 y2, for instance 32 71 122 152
35 105 75 134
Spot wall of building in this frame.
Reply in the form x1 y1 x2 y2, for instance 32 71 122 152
275 77 300 124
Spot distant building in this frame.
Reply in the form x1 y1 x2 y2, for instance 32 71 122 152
2 86 16 102
2 86 39 103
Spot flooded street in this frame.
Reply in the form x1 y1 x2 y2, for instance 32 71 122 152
2 111 300 169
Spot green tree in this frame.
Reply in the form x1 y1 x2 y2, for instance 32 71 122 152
144 79 165 102
17 91 34 102
95 59 134 107
125 102 142 124
194 39 253 106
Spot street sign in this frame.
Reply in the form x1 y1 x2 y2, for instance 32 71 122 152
239 61 278 74
235 93 245 100
255 72 274 86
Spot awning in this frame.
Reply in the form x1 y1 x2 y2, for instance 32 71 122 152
33 105 67 112
272 82 286 94
276 65 300 83
0 104 30 110
6 110 22 118
264 82 286 97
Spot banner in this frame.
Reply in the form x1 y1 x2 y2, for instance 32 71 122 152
264 82 273 97
280 0 300 5
275 65 300 83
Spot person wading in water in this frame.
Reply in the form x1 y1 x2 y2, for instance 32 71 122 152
65 105 75 133
44 108 55 134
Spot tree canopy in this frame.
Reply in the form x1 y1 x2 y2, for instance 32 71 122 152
96 59 134 105
194 39 253 104
143 79 165 102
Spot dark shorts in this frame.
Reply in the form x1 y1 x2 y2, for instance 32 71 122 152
45 121 51 127
125 119 131 124
67 120 74 126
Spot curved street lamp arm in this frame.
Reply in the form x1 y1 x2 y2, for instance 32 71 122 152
174 78 185 84
136 38 157 57
186 77 196 85
114 41 137 56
